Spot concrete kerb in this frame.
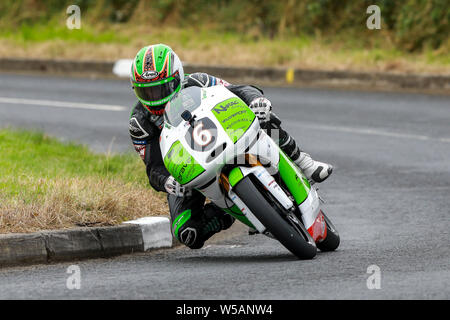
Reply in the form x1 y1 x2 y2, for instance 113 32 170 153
0 58 448 92
184 63 450 92
123 216 173 251
0 58 114 76
0 216 172 268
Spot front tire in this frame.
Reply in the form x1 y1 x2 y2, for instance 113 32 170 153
234 176 317 259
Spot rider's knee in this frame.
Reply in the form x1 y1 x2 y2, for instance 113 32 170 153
177 226 205 249
173 205 235 249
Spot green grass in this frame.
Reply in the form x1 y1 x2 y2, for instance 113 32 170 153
0 129 167 234
0 129 145 196
0 20 129 44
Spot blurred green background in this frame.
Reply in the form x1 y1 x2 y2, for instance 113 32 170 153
0 0 449 73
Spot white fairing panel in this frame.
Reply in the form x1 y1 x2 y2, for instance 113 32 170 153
160 85 282 204
161 85 259 191
298 187 320 229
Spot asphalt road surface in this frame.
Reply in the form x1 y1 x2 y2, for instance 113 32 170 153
0 73 449 299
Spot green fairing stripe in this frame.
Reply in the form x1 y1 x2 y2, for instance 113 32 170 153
164 141 205 185
211 97 255 143
278 151 311 205
223 205 254 228
228 167 244 187
173 209 191 238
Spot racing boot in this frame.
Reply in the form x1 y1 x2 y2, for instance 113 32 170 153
278 129 332 184
262 113 333 184
293 151 333 184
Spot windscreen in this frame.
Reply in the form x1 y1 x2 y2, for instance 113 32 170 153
164 86 202 127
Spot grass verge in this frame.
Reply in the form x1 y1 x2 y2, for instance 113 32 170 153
0 129 168 234
0 24 448 75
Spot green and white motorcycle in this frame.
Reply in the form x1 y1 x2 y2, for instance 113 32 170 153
161 85 339 259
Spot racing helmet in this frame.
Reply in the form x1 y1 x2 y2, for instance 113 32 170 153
131 44 184 115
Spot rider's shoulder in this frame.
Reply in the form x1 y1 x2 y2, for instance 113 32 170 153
129 101 159 140
183 72 210 88
183 72 229 88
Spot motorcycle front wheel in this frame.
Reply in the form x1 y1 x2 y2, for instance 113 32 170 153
233 175 317 259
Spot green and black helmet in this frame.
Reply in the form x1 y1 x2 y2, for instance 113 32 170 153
131 44 184 115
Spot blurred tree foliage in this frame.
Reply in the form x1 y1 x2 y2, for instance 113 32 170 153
0 0 448 52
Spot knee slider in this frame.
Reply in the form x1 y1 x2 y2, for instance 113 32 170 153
178 226 205 249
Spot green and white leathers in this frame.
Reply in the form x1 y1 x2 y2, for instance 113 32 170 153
161 85 340 259
131 44 184 114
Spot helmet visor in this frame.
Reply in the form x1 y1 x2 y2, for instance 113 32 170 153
134 73 181 106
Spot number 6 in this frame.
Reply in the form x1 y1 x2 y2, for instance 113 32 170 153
192 122 212 147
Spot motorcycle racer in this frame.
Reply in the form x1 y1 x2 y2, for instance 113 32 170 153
129 44 333 249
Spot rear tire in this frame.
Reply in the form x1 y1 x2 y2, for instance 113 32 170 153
234 176 317 259
316 211 340 252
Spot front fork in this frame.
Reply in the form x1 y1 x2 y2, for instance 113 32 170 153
227 165 294 234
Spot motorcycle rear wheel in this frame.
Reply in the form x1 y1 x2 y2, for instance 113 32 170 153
316 211 340 252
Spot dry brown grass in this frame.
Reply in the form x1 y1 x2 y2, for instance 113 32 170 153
0 176 168 234
1 32 448 75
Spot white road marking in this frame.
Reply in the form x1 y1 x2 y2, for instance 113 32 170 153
202 245 242 249
438 137 450 143
0 97 126 111
293 122 450 144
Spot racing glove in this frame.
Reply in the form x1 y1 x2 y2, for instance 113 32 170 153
249 97 272 123
164 176 186 197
